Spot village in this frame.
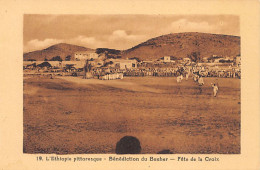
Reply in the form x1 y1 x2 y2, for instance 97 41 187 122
23 50 241 81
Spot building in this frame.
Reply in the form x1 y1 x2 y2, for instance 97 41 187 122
74 51 99 61
108 59 137 70
163 56 171 62
202 57 209 63
160 56 176 63
142 60 154 63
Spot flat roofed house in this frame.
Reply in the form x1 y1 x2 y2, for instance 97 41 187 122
74 51 99 61
163 56 171 62
160 56 176 63
110 59 137 70
202 57 209 62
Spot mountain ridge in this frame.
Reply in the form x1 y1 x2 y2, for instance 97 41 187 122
23 43 93 61
122 32 240 60
23 32 240 61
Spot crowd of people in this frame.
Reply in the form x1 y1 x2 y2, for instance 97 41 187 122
122 65 240 79
82 63 229 97
26 60 239 97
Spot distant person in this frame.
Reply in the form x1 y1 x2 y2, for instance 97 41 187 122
116 136 141 154
185 72 189 80
193 74 198 82
211 83 219 97
198 76 204 86
180 74 183 80
177 76 182 83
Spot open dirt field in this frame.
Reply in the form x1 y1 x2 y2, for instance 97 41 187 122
23 76 240 154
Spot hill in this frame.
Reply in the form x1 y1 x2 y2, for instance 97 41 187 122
23 43 93 61
24 33 241 61
122 32 240 60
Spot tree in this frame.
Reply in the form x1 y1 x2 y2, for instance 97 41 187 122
37 62 52 68
96 48 121 55
129 57 141 62
208 55 222 63
50 56 62 61
65 55 71 61
188 52 201 62
219 59 232 63
103 61 114 67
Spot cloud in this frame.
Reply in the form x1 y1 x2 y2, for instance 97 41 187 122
24 36 104 52
170 19 214 33
69 36 100 47
109 30 145 41
24 38 62 52
24 30 148 52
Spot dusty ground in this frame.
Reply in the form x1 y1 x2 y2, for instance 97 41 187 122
23 76 240 154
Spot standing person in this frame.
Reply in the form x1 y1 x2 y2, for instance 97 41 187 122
177 75 182 83
198 76 204 86
193 74 198 82
211 83 219 97
50 74 53 79
180 74 183 81
186 72 189 80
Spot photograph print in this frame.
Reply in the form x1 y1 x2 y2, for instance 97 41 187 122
23 14 241 154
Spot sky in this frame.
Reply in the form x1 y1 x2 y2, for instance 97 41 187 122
23 15 240 52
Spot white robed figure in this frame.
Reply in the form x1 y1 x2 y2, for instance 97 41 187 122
177 75 183 83
185 72 189 80
198 77 204 86
180 74 183 80
211 83 219 97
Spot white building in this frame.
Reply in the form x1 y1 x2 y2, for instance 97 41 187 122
160 56 176 63
202 57 209 62
109 59 137 70
163 56 171 62
74 51 99 61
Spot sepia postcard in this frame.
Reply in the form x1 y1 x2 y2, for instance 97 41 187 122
0 0 260 170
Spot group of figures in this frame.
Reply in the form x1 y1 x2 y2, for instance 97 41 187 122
82 60 225 97
177 70 219 97
99 73 124 80
122 65 240 79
